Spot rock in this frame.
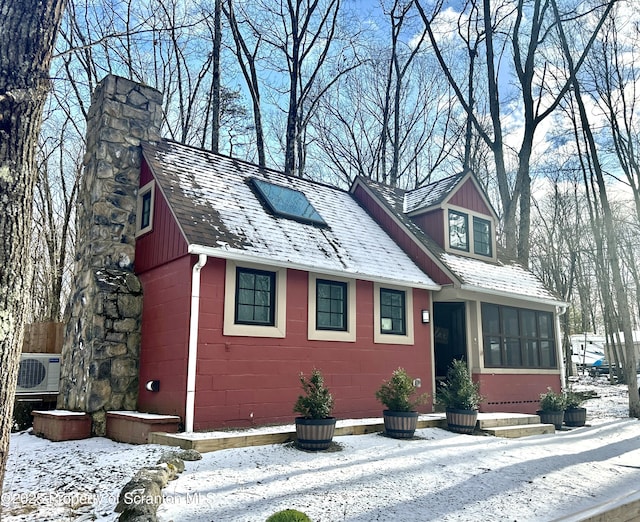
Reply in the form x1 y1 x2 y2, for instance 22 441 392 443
159 449 202 462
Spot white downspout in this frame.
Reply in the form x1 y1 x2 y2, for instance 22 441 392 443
185 254 208 433
556 304 568 390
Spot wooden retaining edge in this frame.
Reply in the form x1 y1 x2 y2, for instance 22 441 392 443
148 415 448 453
552 489 640 522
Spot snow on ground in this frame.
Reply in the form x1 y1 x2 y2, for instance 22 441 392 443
2 376 640 522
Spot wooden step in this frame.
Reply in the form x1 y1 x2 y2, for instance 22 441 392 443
482 423 555 438
477 413 541 429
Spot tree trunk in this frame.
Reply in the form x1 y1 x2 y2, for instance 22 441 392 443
0 0 67 495
284 1 300 177
210 0 222 153
551 0 640 417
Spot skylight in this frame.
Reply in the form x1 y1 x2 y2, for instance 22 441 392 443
250 178 327 226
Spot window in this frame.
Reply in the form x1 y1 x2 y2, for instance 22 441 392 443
308 274 356 342
235 267 275 325
136 181 155 236
449 210 468 251
224 261 287 338
373 284 414 345
473 217 492 256
380 288 406 335
481 303 556 369
316 279 347 331
249 178 327 226
448 209 494 258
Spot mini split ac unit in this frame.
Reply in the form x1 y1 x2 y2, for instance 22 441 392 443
16 354 61 394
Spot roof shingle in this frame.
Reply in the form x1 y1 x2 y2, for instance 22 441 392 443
142 140 439 289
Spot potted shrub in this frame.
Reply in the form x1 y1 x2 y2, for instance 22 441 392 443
537 387 565 429
436 359 483 434
375 367 429 439
564 390 587 427
294 368 336 450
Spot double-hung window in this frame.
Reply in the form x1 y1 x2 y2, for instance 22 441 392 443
316 279 347 331
373 284 414 345
224 262 286 338
380 288 406 335
235 267 276 326
448 209 493 258
473 216 492 256
448 210 469 252
308 275 355 342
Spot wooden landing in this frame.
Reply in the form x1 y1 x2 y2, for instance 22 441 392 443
148 412 563 453
149 414 447 453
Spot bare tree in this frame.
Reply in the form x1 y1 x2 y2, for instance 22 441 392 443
223 0 267 166
551 0 639 416
308 3 457 188
530 172 579 378
243 0 347 176
0 0 67 495
416 0 615 266
585 9 640 228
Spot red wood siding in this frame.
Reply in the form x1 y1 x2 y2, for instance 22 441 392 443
135 160 188 273
411 210 444 247
353 185 453 285
190 265 434 430
137 255 193 417
474 372 561 415
448 178 492 216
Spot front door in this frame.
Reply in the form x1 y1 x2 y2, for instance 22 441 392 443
434 302 467 380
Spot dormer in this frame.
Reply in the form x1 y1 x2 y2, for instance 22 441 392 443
404 172 498 262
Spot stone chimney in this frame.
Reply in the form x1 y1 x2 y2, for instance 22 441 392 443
58 75 163 435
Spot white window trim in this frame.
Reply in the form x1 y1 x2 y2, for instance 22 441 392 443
373 283 414 345
223 260 287 338
308 274 356 342
444 205 496 261
135 180 156 237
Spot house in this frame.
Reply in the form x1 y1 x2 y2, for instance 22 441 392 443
58 75 566 435
135 140 440 430
135 146 566 430
351 176 567 413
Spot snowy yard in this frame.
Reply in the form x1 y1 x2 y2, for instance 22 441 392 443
3 375 640 521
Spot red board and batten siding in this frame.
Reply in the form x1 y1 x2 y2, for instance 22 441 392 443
137 255 192 417
135 160 188 274
475 373 562 415
138 252 435 430
353 185 452 286
410 211 444 246
448 178 493 215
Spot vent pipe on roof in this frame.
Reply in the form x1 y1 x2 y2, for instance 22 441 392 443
185 253 208 432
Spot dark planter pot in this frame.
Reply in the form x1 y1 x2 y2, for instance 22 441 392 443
445 408 478 434
382 410 418 439
537 409 564 429
564 407 587 427
295 417 336 450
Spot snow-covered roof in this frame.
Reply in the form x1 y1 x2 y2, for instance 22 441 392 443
403 172 465 214
355 176 564 306
441 253 564 305
142 140 439 289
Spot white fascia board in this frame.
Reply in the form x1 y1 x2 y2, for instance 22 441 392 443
459 283 568 309
188 244 441 291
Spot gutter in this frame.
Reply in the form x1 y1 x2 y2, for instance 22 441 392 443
187 244 441 291
459 283 568 309
185 253 208 433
